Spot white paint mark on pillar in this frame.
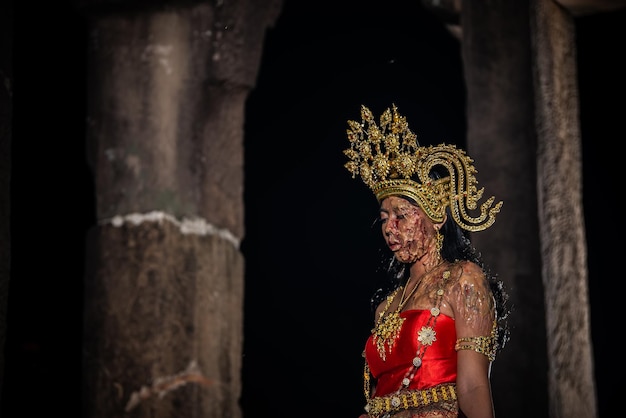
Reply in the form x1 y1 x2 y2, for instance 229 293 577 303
102 211 240 249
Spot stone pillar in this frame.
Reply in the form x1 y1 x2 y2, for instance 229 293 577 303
461 0 548 417
81 1 281 417
531 1 597 417
462 0 597 417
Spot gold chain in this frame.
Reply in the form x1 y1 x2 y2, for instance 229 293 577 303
371 276 422 361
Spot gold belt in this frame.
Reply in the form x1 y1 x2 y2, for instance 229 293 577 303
365 384 457 417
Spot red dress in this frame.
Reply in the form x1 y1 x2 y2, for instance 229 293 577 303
364 309 458 416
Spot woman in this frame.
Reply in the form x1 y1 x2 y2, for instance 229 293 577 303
344 104 510 418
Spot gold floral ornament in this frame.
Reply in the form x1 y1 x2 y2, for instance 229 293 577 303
373 309 405 361
417 326 437 346
344 104 503 232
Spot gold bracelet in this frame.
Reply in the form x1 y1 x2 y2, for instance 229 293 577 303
455 319 498 361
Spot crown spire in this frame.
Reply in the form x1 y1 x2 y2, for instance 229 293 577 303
343 104 502 232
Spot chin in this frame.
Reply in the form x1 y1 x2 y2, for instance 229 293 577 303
395 253 418 264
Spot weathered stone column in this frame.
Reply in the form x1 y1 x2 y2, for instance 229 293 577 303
460 0 548 417
81 1 281 417
462 0 597 417
531 1 597 417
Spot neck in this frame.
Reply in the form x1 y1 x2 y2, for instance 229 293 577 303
409 251 443 279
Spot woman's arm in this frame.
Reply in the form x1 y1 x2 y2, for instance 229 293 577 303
456 350 494 418
449 261 497 418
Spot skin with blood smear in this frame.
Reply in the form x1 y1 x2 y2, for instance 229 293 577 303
379 196 439 266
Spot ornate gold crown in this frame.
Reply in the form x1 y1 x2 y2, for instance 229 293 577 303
343 104 502 232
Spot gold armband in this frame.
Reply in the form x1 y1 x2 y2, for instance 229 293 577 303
455 321 497 361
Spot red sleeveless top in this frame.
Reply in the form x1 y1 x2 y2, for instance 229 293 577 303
365 309 457 397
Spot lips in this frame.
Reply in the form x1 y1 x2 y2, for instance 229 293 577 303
387 240 401 251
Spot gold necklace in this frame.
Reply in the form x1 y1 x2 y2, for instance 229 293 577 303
372 277 422 361
364 268 452 406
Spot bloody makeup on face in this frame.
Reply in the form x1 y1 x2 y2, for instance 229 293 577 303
379 196 437 264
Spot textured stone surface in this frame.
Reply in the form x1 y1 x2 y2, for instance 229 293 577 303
83 220 244 418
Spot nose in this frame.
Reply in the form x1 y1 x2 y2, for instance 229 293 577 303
383 218 397 235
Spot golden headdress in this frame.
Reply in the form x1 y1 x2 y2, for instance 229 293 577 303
343 104 502 232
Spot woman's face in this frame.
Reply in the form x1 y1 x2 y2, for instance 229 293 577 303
379 195 439 264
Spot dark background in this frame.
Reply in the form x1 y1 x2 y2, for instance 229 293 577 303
4 1 624 417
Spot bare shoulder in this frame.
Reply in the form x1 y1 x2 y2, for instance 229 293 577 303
448 260 488 288
446 260 494 327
